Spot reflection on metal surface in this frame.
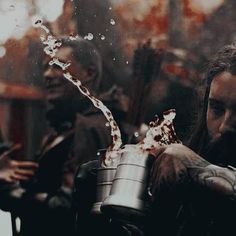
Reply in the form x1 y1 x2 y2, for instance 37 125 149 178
101 146 153 221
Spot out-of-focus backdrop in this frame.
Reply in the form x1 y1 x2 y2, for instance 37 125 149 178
0 0 234 158
0 0 235 234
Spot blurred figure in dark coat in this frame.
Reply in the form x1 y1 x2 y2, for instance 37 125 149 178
1 36 113 236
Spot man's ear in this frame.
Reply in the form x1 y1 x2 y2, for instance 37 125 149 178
82 66 97 87
87 66 97 78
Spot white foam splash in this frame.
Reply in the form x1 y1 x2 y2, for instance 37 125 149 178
69 35 80 41
139 109 181 151
42 35 62 57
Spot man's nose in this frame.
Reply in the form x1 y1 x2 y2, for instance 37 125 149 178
219 111 236 134
43 67 54 79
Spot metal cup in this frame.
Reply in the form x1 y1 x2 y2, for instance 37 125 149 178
101 145 154 221
91 149 119 215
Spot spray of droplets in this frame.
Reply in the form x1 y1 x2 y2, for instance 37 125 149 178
69 35 80 41
32 18 123 166
33 19 181 167
62 72 122 155
138 109 181 151
102 109 180 167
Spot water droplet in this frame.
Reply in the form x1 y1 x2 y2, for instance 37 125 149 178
0 46 6 58
113 57 116 61
105 122 110 127
33 19 42 27
134 132 139 138
109 6 112 10
110 19 115 25
126 61 129 64
100 35 105 40
84 33 93 40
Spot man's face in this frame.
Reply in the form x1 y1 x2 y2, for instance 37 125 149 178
43 46 89 102
206 71 236 166
207 71 236 141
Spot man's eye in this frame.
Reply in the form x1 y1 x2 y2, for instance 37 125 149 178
209 103 225 116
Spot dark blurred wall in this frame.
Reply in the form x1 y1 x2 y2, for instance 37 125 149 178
0 36 45 159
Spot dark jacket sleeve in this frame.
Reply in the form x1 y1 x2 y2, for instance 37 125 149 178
73 160 99 235
63 112 111 177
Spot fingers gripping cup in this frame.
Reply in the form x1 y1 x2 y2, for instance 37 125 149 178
91 150 120 215
101 145 154 221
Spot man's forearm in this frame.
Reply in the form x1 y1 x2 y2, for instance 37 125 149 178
150 145 209 197
188 164 236 197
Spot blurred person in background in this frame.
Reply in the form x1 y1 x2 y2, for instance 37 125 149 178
0 138 38 236
0 36 113 236
0 140 38 189
0 144 38 185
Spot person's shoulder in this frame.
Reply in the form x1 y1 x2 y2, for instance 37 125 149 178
74 160 98 184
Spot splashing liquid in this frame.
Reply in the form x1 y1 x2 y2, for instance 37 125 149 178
33 19 181 167
138 109 181 152
33 18 122 167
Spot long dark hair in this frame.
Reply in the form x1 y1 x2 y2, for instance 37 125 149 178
189 43 236 155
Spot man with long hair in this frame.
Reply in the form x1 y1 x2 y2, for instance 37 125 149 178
148 43 236 236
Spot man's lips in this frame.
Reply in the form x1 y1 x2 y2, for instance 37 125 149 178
44 76 65 90
45 82 65 100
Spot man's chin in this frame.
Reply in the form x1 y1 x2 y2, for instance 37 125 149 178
205 132 236 167
46 92 64 102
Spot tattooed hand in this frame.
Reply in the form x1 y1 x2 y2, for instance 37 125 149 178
189 164 236 197
150 144 209 198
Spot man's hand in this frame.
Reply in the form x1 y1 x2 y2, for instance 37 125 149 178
150 144 209 198
150 144 236 202
189 164 236 197
0 154 38 183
